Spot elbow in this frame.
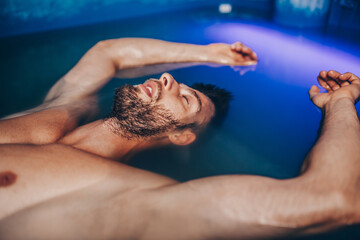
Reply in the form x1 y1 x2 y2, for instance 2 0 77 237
269 184 360 232
92 40 119 71
94 40 111 49
331 188 360 226
93 39 121 53
92 40 112 56
298 188 360 230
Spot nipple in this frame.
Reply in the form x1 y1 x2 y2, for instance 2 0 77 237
0 171 17 187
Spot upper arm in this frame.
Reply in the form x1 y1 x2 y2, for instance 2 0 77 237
144 175 348 239
0 42 107 145
0 108 76 145
0 79 99 145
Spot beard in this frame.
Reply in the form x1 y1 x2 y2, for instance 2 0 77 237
107 84 180 139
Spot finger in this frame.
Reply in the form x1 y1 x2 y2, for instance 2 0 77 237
232 43 252 55
308 85 320 100
340 81 350 87
339 72 353 81
327 78 341 91
231 42 243 51
319 70 328 79
250 52 258 61
332 72 350 86
318 71 340 91
242 60 257 66
317 75 332 92
327 70 343 89
327 70 341 79
240 46 252 55
339 72 360 84
244 55 252 61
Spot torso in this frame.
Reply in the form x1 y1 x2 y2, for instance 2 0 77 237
0 143 178 239
0 110 241 240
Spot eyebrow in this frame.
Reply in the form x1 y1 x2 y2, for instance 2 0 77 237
193 90 202 113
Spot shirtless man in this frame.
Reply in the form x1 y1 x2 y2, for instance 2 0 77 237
0 38 359 239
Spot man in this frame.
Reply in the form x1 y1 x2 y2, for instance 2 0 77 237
0 38 359 239
0 38 251 158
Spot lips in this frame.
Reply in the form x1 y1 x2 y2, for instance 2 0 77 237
139 80 156 99
140 84 152 98
144 83 153 97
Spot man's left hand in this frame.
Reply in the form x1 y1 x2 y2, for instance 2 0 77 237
207 42 258 66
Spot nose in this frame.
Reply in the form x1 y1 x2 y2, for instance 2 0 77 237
160 73 177 91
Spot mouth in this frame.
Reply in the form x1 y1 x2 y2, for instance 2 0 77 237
139 80 158 100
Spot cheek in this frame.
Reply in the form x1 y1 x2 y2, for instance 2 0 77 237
158 100 186 120
169 107 185 121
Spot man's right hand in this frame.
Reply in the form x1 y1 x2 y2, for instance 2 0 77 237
309 70 360 109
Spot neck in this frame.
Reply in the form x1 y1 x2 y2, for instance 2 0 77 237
59 120 167 161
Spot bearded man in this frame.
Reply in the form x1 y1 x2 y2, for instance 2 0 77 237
0 38 359 240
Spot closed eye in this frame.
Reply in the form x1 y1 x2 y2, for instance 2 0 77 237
183 95 189 104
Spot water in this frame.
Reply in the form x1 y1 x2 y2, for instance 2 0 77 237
1 8 360 238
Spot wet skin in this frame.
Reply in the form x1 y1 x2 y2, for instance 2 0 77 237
0 38 359 239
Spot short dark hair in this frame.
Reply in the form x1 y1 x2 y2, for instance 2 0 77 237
191 83 233 128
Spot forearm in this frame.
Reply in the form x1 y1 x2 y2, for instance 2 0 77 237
296 98 360 230
234 99 360 231
103 38 211 70
304 98 360 185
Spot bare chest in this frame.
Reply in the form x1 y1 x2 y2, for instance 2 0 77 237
0 144 121 219
0 143 176 221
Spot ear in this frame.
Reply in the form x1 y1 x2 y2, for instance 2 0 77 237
168 129 196 146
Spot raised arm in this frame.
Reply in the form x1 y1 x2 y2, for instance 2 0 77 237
45 38 257 102
4 39 257 118
146 71 360 239
0 38 257 144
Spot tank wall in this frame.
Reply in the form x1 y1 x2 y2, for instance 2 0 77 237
0 0 259 37
0 0 272 38
1 0 360 38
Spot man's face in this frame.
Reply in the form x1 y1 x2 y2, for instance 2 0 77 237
109 73 215 139
137 73 215 128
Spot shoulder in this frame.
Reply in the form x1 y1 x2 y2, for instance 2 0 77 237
0 108 76 145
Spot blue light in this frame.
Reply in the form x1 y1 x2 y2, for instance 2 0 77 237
205 22 360 88
219 3 232 14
